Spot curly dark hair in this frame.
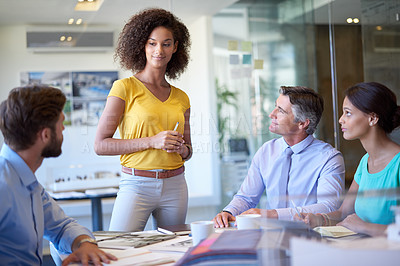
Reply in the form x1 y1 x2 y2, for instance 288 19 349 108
115 8 191 80
0 85 66 151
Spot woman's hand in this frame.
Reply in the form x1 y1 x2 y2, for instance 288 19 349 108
151 130 184 152
337 213 388 237
337 213 365 233
301 213 324 228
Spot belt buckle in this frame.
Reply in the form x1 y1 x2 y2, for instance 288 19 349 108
156 169 169 179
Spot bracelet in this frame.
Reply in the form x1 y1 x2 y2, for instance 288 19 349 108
320 213 331 226
182 143 193 161
77 238 98 248
317 213 327 226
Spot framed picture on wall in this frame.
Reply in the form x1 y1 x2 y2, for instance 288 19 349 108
71 71 118 126
20 70 118 126
20 71 73 125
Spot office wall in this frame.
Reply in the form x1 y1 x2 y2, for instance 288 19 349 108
174 16 221 206
0 16 220 210
0 25 118 100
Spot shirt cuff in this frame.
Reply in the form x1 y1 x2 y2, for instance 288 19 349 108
275 208 296 221
223 207 238 217
58 228 94 253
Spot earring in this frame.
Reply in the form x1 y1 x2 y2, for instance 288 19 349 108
370 122 373 126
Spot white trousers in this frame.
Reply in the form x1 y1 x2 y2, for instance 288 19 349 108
108 171 188 232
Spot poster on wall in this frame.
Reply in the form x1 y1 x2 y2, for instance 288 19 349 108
20 71 118 126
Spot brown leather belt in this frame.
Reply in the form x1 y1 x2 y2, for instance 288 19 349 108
121 165 184 179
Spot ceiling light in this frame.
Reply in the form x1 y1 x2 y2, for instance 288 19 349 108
76 18 83 25
67 36 73 42
68 18 74 25
353 18 360 23
75 0 104 11
376 25 383 31
60 36 66 42
346 18 353 24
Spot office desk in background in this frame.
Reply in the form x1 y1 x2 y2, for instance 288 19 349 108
51 188 118 231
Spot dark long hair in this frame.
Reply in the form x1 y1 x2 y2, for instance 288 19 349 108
345 82 400 133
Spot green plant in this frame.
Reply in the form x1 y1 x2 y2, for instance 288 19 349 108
215 78 238 153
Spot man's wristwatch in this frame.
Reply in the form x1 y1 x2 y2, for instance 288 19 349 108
222 210 232 215
77 238 98 248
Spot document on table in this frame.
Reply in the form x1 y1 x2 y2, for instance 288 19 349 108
99 235 189 266
313 225 357 238
103 250 176 266
94 231 176 249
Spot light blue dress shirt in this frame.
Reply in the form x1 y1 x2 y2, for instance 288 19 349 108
0 144 93 265
224 135 345 220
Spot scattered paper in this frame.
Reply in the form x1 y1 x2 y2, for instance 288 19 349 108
241 41 252 52
243 54 252 65
230 68 242 79
104 252 176 266
228 40 238 51
242 67 252 78
229 54 239 65
254 59 264 69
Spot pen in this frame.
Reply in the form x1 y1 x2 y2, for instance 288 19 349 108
291 200 303 219
157 227 175 235
173 122 179 131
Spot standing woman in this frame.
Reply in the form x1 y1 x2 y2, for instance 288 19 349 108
301 82 400 236
95 8 192 232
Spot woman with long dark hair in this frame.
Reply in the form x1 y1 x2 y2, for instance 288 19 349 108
301 82 400 236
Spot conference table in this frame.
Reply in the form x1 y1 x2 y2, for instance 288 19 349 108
50 222 400 266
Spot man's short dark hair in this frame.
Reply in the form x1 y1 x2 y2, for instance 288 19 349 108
0 85 66 151
279 86 324 135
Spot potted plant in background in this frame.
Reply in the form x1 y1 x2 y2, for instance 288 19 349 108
215 78 238 156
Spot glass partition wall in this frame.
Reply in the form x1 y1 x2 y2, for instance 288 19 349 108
213 0 319 155
213 0 400 207
213 0 322 208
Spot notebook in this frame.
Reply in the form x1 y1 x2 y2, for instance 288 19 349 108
313 226 357 238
